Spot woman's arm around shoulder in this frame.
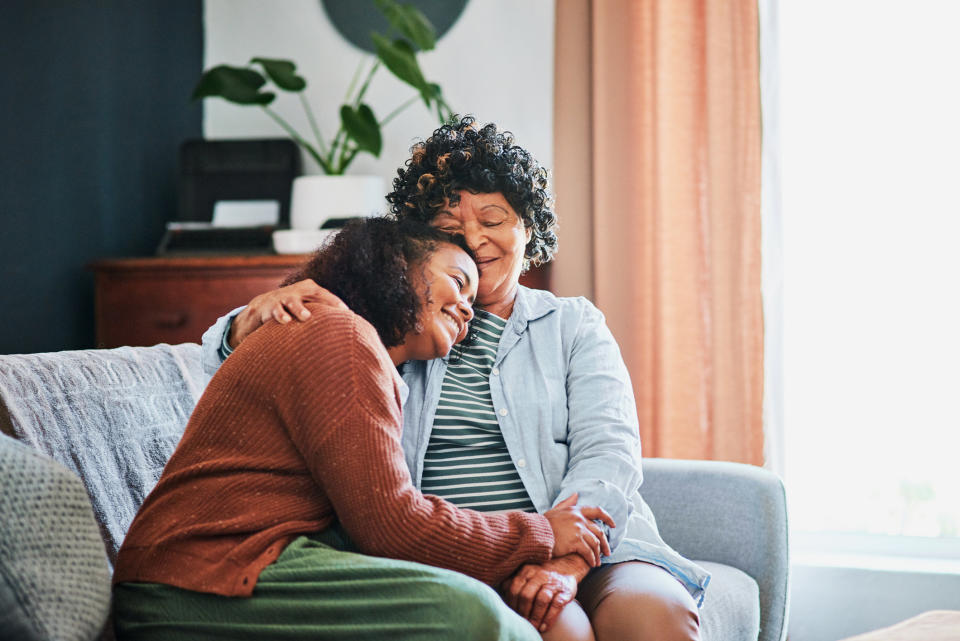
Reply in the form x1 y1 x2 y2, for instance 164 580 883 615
199 280 345 377
200 306 244 378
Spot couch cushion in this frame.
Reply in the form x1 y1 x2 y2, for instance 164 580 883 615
0 343 207 567
697 560 761 641
0 434 111 641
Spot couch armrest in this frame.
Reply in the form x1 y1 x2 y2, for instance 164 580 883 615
640 458 789 641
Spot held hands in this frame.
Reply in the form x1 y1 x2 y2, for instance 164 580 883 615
504 510 598 633
228 279 346 349
543 493 615 567
502 554 592 633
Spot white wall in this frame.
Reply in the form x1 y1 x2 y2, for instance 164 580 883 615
203 0 554 192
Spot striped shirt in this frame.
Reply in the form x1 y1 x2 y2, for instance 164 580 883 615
420 311 536 513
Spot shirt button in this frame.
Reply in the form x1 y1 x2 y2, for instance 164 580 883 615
499 408 508 416
492 367 500 376
517 459 527 468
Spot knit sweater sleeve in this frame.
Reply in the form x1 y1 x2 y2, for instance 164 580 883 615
269 306 554 585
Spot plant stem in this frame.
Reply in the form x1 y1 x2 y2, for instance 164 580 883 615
335 137 361 174
299 93 328 157
354 59 382 107
343 58 365 104
338 145 360 174
327 127 347 172
380 93 420 127
262 106 331 174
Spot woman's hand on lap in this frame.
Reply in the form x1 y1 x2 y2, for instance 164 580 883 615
228 280 345 348
503 555 588 632
544 493 615 567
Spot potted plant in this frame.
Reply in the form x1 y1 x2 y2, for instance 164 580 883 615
191 0 451 232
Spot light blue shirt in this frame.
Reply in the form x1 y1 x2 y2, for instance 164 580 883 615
201 287 710 603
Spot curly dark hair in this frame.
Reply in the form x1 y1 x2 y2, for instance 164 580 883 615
386 115 557 267
282 217 472 348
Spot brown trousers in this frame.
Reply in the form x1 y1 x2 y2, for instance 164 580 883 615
542 562 701 641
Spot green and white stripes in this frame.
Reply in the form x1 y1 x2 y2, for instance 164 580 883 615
420 311 536 513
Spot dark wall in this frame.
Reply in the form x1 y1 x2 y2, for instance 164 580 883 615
1 1 202 354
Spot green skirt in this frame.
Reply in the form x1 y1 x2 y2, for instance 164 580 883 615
113 529 538 641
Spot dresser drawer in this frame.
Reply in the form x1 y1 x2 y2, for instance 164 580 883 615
91 255 307 348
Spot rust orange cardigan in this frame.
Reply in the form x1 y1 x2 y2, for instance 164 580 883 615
114 304 553 596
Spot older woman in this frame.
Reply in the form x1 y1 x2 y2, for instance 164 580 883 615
116 218 613 641
204 118 709 641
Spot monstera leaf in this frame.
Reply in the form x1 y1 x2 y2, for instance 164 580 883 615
371 33 441 110
340 104 382 157
375 0 436 51
251 58 307 92
191 65 275 105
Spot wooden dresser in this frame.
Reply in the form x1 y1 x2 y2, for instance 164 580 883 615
90 255 552 349
90 255 307 348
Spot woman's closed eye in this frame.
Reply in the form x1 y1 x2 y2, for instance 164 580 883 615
450 271 476 305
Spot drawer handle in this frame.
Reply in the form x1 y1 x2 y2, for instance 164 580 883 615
153 312 189 329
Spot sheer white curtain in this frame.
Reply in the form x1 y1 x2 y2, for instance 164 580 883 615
767 0 960 556
759 0 784 476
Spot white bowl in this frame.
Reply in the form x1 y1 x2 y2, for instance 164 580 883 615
272 229 336 254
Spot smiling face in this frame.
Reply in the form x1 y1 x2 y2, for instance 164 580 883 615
430 191 531 319
396 242 478 362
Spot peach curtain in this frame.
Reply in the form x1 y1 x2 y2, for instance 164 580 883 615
554 0 763 463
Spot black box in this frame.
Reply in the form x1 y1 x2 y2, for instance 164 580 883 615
178 138 300 225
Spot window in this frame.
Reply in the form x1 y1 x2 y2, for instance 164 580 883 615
774 0 960 563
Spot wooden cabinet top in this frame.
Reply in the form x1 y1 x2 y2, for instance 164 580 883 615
89 254 310 273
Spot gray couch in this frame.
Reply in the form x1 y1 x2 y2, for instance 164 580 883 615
0 343 788 641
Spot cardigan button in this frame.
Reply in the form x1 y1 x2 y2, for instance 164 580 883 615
492 367 500 376
517 458 527 468
499 408 508 416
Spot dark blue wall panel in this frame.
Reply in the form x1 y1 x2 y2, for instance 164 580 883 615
1 1 202 354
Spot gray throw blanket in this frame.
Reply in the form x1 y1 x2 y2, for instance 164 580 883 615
0 343 208 567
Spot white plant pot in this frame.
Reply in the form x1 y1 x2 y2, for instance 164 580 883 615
289 175 386 231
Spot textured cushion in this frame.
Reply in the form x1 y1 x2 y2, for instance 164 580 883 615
640 458 789 641
697 561 761 641
0 343 207 567
0 434 111 641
